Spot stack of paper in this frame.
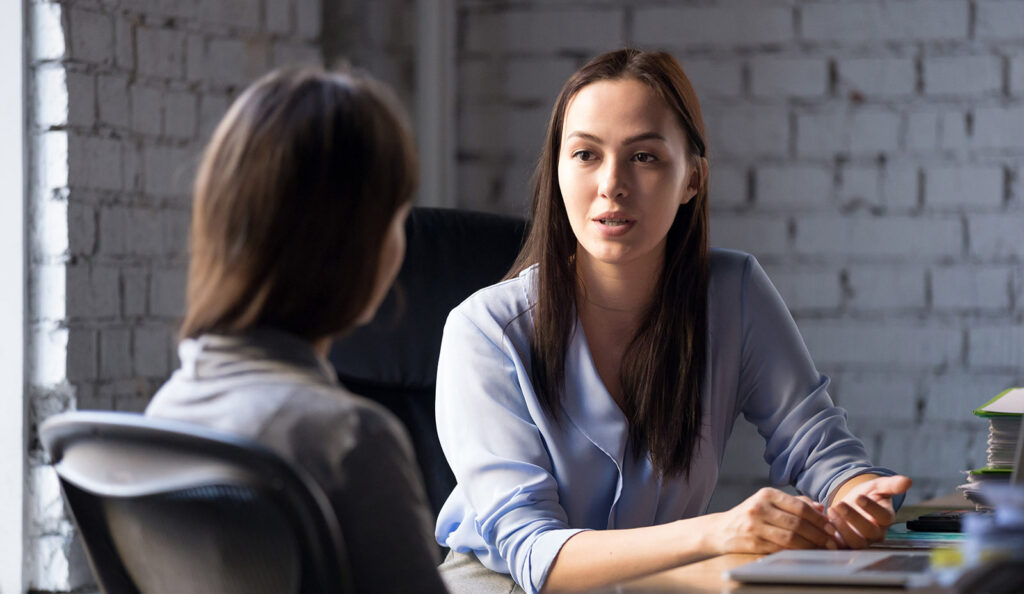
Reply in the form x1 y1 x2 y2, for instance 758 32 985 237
986 416 1022 469
957 388 1024 508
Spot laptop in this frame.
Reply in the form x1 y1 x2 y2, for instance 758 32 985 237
726 415 1024 586
725 550 933 586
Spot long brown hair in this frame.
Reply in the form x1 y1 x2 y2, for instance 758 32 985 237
508 49 711 478
182 66 417 340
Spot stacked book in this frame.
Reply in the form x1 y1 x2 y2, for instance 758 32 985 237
958 387 1024 508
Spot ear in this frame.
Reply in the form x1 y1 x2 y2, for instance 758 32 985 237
680 159 701 205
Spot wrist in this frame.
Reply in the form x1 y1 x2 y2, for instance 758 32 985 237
828 473 881 508
684 513 721 558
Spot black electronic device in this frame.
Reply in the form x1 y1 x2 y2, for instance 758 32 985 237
906 510 971 532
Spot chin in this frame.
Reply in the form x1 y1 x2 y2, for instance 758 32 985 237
587 250 634 265
578 239 626 258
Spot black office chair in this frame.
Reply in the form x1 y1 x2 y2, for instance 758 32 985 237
330 207 528 517
40 410 353 594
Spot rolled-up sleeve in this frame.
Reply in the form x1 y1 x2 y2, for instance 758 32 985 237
735 255 901 507
436 308 586 594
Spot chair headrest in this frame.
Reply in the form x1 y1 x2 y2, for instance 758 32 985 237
329 207 527 389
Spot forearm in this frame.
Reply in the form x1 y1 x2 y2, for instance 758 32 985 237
541 514 717 593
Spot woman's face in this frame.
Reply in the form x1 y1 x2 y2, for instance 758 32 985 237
355 202 412 325
557 78 696 269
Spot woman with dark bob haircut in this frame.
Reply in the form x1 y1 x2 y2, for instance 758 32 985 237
434 49 911 593
146 67 447 593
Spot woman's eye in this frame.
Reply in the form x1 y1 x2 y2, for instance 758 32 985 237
632 152 657 163
572 150 595 162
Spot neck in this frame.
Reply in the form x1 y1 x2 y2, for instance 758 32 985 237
574 244 663 326
312 336 332 358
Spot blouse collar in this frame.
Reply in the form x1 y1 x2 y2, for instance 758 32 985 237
560 317 630 471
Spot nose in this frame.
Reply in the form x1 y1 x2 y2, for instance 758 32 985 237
598 158 627 200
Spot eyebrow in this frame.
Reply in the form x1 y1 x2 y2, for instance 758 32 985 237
565 131 668 145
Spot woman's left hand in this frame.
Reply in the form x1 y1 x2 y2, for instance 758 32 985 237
827 475 912 548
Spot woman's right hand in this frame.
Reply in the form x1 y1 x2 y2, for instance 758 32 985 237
703 487 840 554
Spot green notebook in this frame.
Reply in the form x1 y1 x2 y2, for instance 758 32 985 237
973 387 1024 418
968 467 1012 475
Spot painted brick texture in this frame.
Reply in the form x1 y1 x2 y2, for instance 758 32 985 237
453 0 1024 511
27 0 323 589
24 0 1024 587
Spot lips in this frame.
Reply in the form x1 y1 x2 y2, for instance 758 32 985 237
593 211 633 225
592 212 635 236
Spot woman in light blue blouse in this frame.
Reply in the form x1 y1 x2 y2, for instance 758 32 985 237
434 49 911 594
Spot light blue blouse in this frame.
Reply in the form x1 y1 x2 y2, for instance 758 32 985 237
434 249 897 594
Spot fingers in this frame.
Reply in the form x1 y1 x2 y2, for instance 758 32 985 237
768 490 829 530
769 491 838 545
824 474 909 550
829 500 887 548
758 489 839 549
828 490 898 549
746 535 784 555
766 508 839 550
854 494 895 526
828 505 868 549
758 522 820 550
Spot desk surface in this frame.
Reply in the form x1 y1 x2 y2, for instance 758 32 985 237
611 494 970 593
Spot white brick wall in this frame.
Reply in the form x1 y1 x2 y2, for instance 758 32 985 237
759 266 842 311
793 217 962 258
976 0 1024 40
801 1 968 43
969 325 1024 369
926 165 1004 209
465 9 624 55
1010 56 1024 96
796 109 903 157
838 57 916 97
846 266 927 310
26 0 324 589
756 165 832 208
711 106 790 158
634 5 793 48
453 0 1024 509
932 265 1013 311
969 214 1024 258
683 58 744 98
22 0 1024 584
834 374 918 422
326 0 416 118
973 106 1024 149
923 55 1002 97
750 56 828 98
925 374 1017 422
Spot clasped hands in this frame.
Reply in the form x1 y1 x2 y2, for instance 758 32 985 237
708 475 913 554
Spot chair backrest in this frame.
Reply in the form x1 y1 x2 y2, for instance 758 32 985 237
330 207 527 517
40 411 353 594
